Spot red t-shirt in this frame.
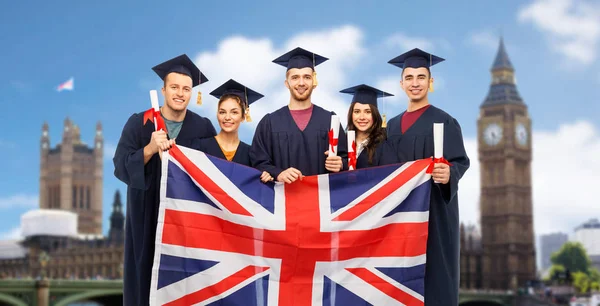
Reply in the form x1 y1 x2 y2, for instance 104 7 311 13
289 104 313 131
401 105 431 134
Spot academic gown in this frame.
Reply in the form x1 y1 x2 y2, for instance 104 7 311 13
191 136 251 166
355 141 386 169
250 104 348 178
382 105 470 306
113 110 216 306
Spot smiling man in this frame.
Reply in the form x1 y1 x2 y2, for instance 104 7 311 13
382 48 470 306
250 47 347 183
113 54 216 306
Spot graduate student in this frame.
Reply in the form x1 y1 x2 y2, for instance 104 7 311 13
113 54 216 306
341 84 392 169
384 48 470 306
193 79 273 182
250 47 346 183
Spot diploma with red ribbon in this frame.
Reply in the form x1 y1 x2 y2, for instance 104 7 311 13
347 130 356 170
142 90 166 132
426 123 452 182
328 115 340 156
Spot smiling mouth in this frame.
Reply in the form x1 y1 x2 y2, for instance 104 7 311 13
173 98 185 103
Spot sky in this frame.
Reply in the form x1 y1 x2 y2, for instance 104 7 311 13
0 0 598 268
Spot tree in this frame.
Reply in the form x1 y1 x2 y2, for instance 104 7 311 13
573 271 590 293
545 264 567 284
550 242 592 274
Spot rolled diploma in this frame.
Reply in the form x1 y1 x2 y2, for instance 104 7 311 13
150 90 160 131
329 115 340 156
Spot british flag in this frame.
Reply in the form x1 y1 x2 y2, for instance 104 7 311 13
149 145 433 306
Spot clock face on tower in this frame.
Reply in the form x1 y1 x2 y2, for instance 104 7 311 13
516 123 528 146
483 123 503 146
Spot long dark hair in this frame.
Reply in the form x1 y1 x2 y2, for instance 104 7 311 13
346 102 386 166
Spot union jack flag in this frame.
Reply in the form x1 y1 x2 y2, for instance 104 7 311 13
150 145 433 306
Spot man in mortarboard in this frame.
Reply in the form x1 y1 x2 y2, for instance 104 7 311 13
250 47 347 183
113 54 216 306
383 48 470 306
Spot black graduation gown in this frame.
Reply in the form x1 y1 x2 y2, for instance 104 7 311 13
382 105 470 306
191 136 251 166
250 104 348 178
355 141 386 169
113 110 216 306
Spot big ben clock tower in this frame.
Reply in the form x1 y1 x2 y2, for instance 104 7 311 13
478 38 536 289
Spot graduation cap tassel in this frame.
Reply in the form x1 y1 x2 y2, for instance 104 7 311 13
429 79 434 93
246 107 252 122
312 54 318 87
382 114 387 128
196 91 203 105
244 88 252 122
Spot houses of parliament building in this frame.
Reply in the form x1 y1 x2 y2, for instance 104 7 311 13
0 119 124 280
0 38 537 291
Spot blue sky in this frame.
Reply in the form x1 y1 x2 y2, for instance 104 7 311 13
1 0 599 265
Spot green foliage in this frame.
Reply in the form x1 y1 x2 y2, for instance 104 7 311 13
550 242 592 273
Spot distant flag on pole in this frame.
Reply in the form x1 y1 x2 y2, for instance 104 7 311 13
57 77 74 92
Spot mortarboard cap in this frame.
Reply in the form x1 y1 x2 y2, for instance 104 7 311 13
388 48 445 69
210 79 263 122
272 47 328 70
340 84 393 108
152 54 208 87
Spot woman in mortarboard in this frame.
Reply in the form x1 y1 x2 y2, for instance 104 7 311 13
341 84 393 169
192 79 273 183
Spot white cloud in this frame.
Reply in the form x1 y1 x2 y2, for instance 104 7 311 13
468 30 499 50
385 33 435 51
0 227 21 240
458 120 600 236
0 194 38 210
192 25 366 129
518 0 600 65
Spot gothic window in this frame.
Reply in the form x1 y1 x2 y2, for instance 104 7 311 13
86 186 91 210
79 186 84 208
72 186 77 209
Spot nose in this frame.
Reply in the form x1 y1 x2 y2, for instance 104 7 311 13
298 77 306 86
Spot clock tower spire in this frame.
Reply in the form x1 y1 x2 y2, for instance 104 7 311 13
478 37 536 290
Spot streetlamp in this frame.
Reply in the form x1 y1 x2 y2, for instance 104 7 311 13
38 251 50 279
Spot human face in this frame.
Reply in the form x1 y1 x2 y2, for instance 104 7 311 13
285 67 315 101
352 103 373 133
161 72 193 112
217 98 243 134
400 67 432 102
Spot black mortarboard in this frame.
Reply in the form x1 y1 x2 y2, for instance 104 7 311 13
152 54 208 87
340 84 393 108
388 48 445 69
272 47 328 70
209 79 263 106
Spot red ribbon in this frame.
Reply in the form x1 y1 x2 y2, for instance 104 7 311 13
328 128 338 154
143 108 167 132
348 140 357 169
426 157 452 174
